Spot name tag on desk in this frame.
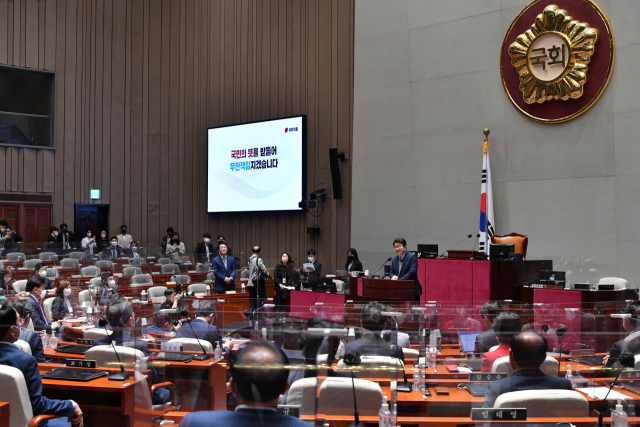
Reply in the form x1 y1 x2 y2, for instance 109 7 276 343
468 373 505 382
621 370 640 380
471 408 526 421
277 405 300 418
76 338 94 346
161 342 183 352
66 359 97 369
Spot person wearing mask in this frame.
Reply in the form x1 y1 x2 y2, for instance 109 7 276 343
474 301 503 354
0 266 16 296
180 340 309 427
194 232 215 265
11 298 46 362
51 281 75 321
117 224 133 252
483 331 572 408
81 229 98 255
96 230 109 251
1 225 23 255
0 220 7 237
176 301 231 352
603 300 640 365
166 233 186 263
211 242 235 294
344 301 403 358
274 253 294 314
102 236 124 259
0 306 84 427
300 249 322 281
32 262 55 290
160 288 184 311
124 241 144 258
246 246 269 319
97 271 118 307
46 227 59 252
389 238 422 303
56 223 75 252
481 312 522 372
161 227 175 254
25 277 60 334
345 248 363 273
211 235 233 258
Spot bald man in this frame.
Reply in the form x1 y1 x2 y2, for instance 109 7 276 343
483 331 572 408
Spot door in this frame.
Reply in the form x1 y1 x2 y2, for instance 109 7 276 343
24 206 52 248
75 204 109 240
0 204 20 231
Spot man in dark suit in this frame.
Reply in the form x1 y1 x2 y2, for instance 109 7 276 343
211 242 235 294
389 238 422 303
176 301 230 352
474 300 502 354
124 240 144 258
56 223 75 252
344 301 402 359
180 340 309 427
193 232 215 265
210 235 234 259
300 249 322 280
483 331 572 407
26 278 60 335
46 227 59 252
33 262 55 290
11 298 47 362
102 236 124 259
1 225 23 256
0 306 84 427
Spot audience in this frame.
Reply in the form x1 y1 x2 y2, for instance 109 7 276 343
26 277 60 334
1 225 23 255
246 246 269 319
124 241 143 258
51 280 75 321
481 312 522 372
211 235 233 259
344 301 401 358
381 307 411 348
11 298 46 362
81 230 98 255
33 261 55 290
604 300 640 365
161 227 175 253
160 288 184 311
180 340 308 427
175 301 230 353
97 271 117 307
273 253 294 313
212 242 235 294
96 230 109 251
194 232 215 265
147 312 178 336
166 233 186 263
102 236 124 259
483 331 572 407
0 266 16 295
474 300 502 354
117 225 133 252
57 223 75 252
0 306 84 427
47 227 59 251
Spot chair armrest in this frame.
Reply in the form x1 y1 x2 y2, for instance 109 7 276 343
151 381 176 406
29 415 61 427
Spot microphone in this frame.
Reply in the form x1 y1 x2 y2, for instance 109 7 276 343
184 320 211 361
593 352 635 427
98 317 130 381
372 257 392 278
440 234 473 258
382 311 411 393
555 325 567 377
342 350 364 427
541 323 549 333
469 233 481 260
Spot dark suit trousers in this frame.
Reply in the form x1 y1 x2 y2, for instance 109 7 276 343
249 281 267 313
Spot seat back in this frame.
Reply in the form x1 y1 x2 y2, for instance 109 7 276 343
161 264 181 274
85 345 145 369
494 389 588 417
336 356 404 379
122 267 142 276
157 258 172 265
129 257 147 266
492 355 560 376
0 364 34 427
598 277 629 290
187 283 209 294
38 252 58 261
131 274 153 285
148 286 167 299
96 260 114 269
286 377 318 415
12 280 27 293
80 266 101 277
170 274 191 285
78 290 92 307
84 328 112 340
14 339 32 355
89 277 103 288
240 269 250 279
195 263 211 273
401 347 419 358
205 272 215 281
60 258 80 268
23 259 40 270
317 377 383 416
488 344 499 352
6 253 26 262
43 297 54 320
69 251 86 260
46 267 58 278
167 338 213 353
491 233 528 259
635 354 640 370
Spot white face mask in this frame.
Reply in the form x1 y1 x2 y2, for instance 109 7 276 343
204 238 210 243
63 288 72 296
0 228 4 232
40 290 46 298
111 241 118 247
101 234 106 238
108 279 115 286
308 257 314 263
132 247 137 252
87 233 92 237
38 270 47 278
53 231 58 237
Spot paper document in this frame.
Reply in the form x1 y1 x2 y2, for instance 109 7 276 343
576 387 633 400
302 263 315 273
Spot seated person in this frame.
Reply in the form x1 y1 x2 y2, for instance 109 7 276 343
97 271 117 307
175 301 230 353
481 312 522 372
344 301 402 358
124 241 144 258
51 281 75 321
483 331 572 407
381 306 410 348
604 300 640 365
0 266 16 295
180 340 309 427
93 295 170 405
160 288 185 311
32 262 55 290
147 312 179 336
26 277 60 335
0 299 46 362
474 300 502 354
0 306 84 427
102 236 124 259
299 249 322 280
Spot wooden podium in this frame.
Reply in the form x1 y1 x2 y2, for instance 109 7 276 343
352 278 415 303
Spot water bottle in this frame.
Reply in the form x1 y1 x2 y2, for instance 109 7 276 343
214 342 222 360
42 333 49 347
390 403 397 427
140 318 148 339
378 396 391 427
134 359 143 380
435 329 442 352
347 328 355 344
241 283 246 293
141 290 147 302
419 364 426 392
565 364 574 388
412 367 420 391
612 399 628 427
427 348 437 369
48 334 58 349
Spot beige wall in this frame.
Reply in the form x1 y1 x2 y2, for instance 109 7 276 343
0 0 354 270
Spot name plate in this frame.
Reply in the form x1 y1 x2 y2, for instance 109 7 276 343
152 272 160 275
161 342 183 352
598 284 615 291
71 275 82 278
620 370 640 380
277 405 300 418
468 373 505 382
471 408 526 421
66 359 97 369
574 283 591 291
76 338 94 346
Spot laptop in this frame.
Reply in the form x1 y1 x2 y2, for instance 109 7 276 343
463 382 491 397
156 352 196 362
42 368 109 382
458 332 480 354
417 244 438 257
314 278 336 293
569 355 606 366
458 360 482 372
55 345 91 355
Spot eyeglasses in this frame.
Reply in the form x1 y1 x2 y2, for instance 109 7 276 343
393 245 404 249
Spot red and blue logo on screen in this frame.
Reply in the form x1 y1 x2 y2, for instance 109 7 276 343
285 127 298 133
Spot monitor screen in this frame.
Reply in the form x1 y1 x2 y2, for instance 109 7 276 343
459 332 480 353
207 116 306 213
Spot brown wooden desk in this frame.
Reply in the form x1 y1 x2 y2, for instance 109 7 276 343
0 402 8 427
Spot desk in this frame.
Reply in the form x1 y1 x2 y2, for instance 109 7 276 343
288 290 346 322
0 403 8 427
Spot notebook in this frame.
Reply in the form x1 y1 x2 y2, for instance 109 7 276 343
42 368 109 382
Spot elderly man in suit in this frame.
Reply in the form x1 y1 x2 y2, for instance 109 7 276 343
483 331 572 407
211 242 235 294
389 238 422 303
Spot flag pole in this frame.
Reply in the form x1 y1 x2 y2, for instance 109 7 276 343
483 128 490 254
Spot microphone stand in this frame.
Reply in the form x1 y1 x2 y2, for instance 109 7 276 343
382 311 411 392
371 257 391 278
347 370 364 427
440 235 473 258
555 325 567 378
100 319 130 381
185 320 211 361
593 353 635 427
470 234 481 260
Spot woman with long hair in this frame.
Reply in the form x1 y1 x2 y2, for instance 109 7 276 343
273 252 294 314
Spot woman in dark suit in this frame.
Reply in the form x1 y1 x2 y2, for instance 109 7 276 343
273 253 294 314
0 266 16 295
345 248 363 273
51 280 75 320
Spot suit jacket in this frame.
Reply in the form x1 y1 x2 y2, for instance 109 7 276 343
347 260 363 273
474 327 499 354
180 407 310 427
31 275 55 290
300 260 322 279
344 331 402 359
211 255 236 293
483 368 573 408
381 330 411 349
29 294 53 334
0 342 74 418
124 247 145 258
175 318 228 352
389 251 422 297
193 241 215 264
46 235 59 252
56 231 75 247
19 328 46 362
1 233 23 254
102 245 124 259
481 343 510 372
